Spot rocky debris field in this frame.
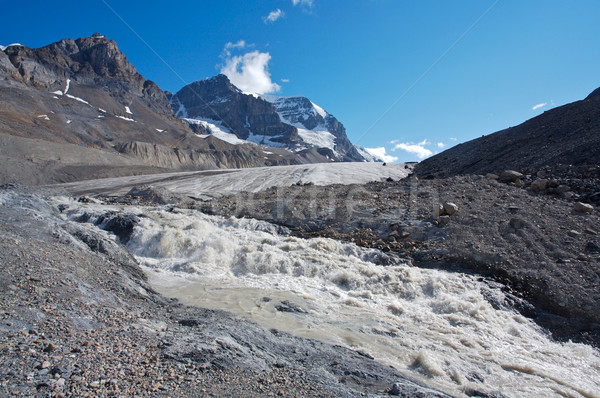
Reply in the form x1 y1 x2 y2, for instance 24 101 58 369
0 186 453 398
191 169 600 347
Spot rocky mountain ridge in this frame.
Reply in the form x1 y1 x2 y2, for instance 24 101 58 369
169 74 367 162
0 34 368 185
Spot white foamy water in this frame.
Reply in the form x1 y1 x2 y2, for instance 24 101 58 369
113 206 598 398
59 200 600 398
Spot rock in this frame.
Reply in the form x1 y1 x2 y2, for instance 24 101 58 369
574 202 594 213
499 170 523 182
39 360 51 369
486 173 499 180
510 218 524 229
548 179 559 188
585 228 598 235
274 300 307 314
556 185 571 193
443 202 459 215
567 230 581 238
530 179 548 192
96 212 139 243
43 342 58 352
561 191 574 199
508 206 519 213
435 204 444 216
389 381 451 397
437 216 450 226
126 185 183 205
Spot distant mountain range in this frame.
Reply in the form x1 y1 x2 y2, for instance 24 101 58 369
2 33 598 187
0 33 371 185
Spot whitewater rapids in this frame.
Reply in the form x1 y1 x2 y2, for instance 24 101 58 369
60 199 600 398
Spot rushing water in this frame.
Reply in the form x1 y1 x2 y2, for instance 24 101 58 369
65 202 600 398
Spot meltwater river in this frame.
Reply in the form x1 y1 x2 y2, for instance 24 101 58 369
65 202 598 398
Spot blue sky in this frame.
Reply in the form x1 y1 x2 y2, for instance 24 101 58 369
1 0 599 162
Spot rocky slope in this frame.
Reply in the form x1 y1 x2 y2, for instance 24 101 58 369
169 75 367 162
0 35 335 185
414 87 600 178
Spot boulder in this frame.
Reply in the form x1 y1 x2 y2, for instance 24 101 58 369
574 202 594 213
530 179 548 192
437 216 451 226
443 202 459 215
499 170 523 182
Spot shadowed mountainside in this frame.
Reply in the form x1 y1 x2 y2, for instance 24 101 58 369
414 88 600 178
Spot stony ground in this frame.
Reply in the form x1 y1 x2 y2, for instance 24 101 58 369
0 186 453 398
191 169 600 347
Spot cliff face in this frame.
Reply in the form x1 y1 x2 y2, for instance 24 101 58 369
171 74 298 144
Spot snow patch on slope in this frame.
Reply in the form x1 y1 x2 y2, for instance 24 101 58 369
66 94 89 105
311 101 327 118
296 127 335 151
246 132 287 147
116 115 135 122
184 118 247 145
1 43 23 51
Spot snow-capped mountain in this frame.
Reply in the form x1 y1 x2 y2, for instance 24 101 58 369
169 75 368 162
262 95 365 162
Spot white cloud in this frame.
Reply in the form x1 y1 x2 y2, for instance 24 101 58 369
281 78 290 83
263 9 285 23
223 40 249 57
363 147 399 163
532 102 547 110
220 50 281 95
437 142 445 149
393 142 433 159
292 0 314 6
449 137 457 142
